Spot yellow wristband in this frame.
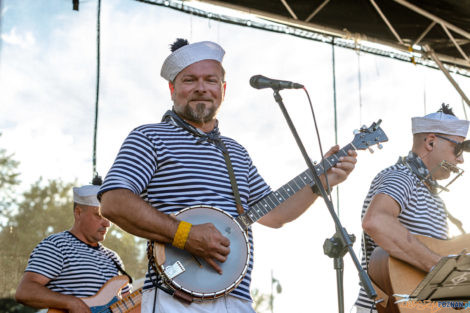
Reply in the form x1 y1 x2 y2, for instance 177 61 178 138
172 221 192 249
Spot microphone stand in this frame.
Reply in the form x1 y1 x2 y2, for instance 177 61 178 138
271 89 376 313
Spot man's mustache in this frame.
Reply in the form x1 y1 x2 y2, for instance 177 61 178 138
189 98 213 102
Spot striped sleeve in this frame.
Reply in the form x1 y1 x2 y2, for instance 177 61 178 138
230 143 271 205
25 238 63 279
372 169 414 212
99 129 158 197
221 137 272 206
247 159 272 206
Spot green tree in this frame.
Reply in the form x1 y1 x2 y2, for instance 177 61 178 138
104 226 148 279
0 179 77 298
0 298 35 313
252 272 282 313
252 288 270 313
0 179 147 298
0 134 20 221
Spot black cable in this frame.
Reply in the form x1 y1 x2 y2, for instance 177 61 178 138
331 38 340 214
0 0 3 74
302 87 332 202
92 0 101 181
357 51 363 126
332 39 338 147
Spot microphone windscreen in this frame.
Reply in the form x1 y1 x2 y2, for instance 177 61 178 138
461 140 470 152
249 75 263 89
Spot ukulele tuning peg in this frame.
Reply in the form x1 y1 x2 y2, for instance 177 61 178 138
368 147 374 154
353 129 360 135
377 143 383 149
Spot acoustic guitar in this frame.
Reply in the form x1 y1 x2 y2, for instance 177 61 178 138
150 121 388 301
368 233 470 313
47 275 142 313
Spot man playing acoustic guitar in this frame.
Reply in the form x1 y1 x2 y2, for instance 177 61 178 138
15 184 131 313
98 38 357 313
355 104 469 313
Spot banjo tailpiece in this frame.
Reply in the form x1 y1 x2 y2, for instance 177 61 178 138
147 242 194 304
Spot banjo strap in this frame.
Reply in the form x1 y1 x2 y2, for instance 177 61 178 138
162 110 244 215
220 141 244 215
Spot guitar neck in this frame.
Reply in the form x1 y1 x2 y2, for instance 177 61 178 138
236 143 355 229
109 288 143 313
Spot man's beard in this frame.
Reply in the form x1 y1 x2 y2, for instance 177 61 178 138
176 102 219 124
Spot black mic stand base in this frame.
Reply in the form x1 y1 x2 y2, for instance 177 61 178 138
324 230 356 313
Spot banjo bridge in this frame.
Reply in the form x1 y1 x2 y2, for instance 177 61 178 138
164 260 185 279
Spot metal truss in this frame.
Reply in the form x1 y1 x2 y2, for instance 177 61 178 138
129 0 470 105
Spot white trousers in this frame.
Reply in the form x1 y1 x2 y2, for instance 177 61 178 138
355 305 377 313
141 288 255 313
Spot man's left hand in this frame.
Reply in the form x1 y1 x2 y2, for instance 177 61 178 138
323 145 357 187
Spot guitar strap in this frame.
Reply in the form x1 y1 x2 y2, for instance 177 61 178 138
162 110 244 215
442 201 466 235
111 259 133 284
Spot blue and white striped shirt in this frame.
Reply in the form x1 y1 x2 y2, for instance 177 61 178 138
99 121 272 301
355 162 448 310
25 231 130 297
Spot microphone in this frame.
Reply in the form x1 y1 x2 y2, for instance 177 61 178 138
461 140 470 153
249 75 304 90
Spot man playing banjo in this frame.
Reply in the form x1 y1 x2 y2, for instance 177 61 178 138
99 38 357 313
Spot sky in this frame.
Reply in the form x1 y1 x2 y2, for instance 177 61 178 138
1 0 470 312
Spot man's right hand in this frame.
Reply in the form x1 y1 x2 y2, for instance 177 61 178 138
66 296 91 313
101 190 232 273
184 223 230 274
15 272 92 313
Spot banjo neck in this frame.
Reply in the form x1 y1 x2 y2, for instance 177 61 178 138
236 143 355 229
150 121 387 301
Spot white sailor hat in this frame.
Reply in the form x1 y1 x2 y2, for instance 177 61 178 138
160 40 225 82
412 111 469 137
73 185 100 207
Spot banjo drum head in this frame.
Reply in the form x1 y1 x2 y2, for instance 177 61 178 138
161 205 250 298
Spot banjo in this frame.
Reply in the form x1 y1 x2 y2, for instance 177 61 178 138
150 121 388 301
